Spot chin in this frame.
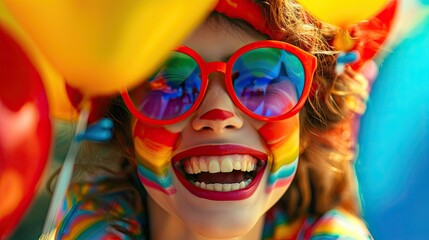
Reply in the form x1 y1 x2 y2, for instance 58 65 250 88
189 217 260 239
172 172 267 239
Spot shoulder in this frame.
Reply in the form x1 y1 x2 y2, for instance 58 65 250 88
55 179 146 240
305 208 372 240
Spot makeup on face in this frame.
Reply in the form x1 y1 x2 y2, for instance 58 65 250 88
130 12 309 195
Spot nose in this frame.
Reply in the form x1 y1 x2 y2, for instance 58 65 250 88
193 108 243 133
191 72 243 133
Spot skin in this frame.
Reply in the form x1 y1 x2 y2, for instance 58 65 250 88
131 15 301 240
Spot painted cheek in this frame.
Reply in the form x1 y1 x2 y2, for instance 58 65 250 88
258 117 300 191
133 121 180 194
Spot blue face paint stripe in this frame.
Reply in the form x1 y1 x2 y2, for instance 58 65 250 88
137 164 173 189
268 158 298 186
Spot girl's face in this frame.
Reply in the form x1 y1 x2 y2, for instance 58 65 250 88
131 16 300 238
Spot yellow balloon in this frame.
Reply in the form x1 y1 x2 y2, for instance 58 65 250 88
296 0 389 27
4 0 216 96
0 3 78 121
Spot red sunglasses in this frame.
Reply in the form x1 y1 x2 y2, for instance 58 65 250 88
122 40 317 125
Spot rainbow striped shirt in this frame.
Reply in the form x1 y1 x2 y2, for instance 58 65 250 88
55 180 372 239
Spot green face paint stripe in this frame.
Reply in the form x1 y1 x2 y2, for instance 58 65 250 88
268 158 298 186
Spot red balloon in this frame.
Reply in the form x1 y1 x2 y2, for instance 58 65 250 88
350 0 398 70
0 25 52 237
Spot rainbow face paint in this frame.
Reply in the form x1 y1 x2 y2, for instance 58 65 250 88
126 14 307 238
258 117 300 192
132 115 300 198
132 120 180 195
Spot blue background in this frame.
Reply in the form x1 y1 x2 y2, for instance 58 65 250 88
356 12 429 239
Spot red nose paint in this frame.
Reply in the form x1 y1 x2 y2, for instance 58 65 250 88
199 109 234 120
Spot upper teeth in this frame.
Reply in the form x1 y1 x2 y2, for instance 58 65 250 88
182 154 257 174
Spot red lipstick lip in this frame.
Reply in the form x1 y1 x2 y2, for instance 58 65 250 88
172 145 268 163
172 144 268 201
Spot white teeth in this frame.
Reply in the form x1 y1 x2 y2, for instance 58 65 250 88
223 184 232 191
247 162 253 172
194 180 252 192
184 154 257 175
214 183 223 191
220 157 234 172
208 158 220 173
181 155 260 192
233 161 241 170
200 159 208 172
207 184 214 191
241 161 247 172
192 158 200 174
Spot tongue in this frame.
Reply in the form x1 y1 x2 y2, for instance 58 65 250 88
196 171 246 184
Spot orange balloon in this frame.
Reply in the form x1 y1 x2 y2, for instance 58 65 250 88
4 0 216 97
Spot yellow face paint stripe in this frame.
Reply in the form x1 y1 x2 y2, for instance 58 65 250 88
269 129 299 172
134 137 173 175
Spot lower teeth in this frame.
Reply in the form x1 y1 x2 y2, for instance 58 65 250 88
193 179 252 192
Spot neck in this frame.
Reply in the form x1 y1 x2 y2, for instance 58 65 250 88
148 196 265 240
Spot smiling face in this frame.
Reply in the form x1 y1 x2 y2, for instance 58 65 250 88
131 15 301 238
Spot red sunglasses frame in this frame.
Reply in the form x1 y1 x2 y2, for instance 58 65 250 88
122 40 317 125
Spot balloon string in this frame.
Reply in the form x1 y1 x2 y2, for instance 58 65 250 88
40 102 90 239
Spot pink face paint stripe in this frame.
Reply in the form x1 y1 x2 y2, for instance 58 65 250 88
137 174 176 195
266 176 294 193
199 109 234 120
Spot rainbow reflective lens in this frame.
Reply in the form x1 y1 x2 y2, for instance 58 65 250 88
122 40 317 125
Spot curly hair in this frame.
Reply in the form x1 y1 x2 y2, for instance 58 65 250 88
255 0 369 220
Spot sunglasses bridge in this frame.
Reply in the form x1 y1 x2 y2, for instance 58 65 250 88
205 61 228 76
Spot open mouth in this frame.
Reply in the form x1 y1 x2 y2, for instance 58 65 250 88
172 145 267 201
